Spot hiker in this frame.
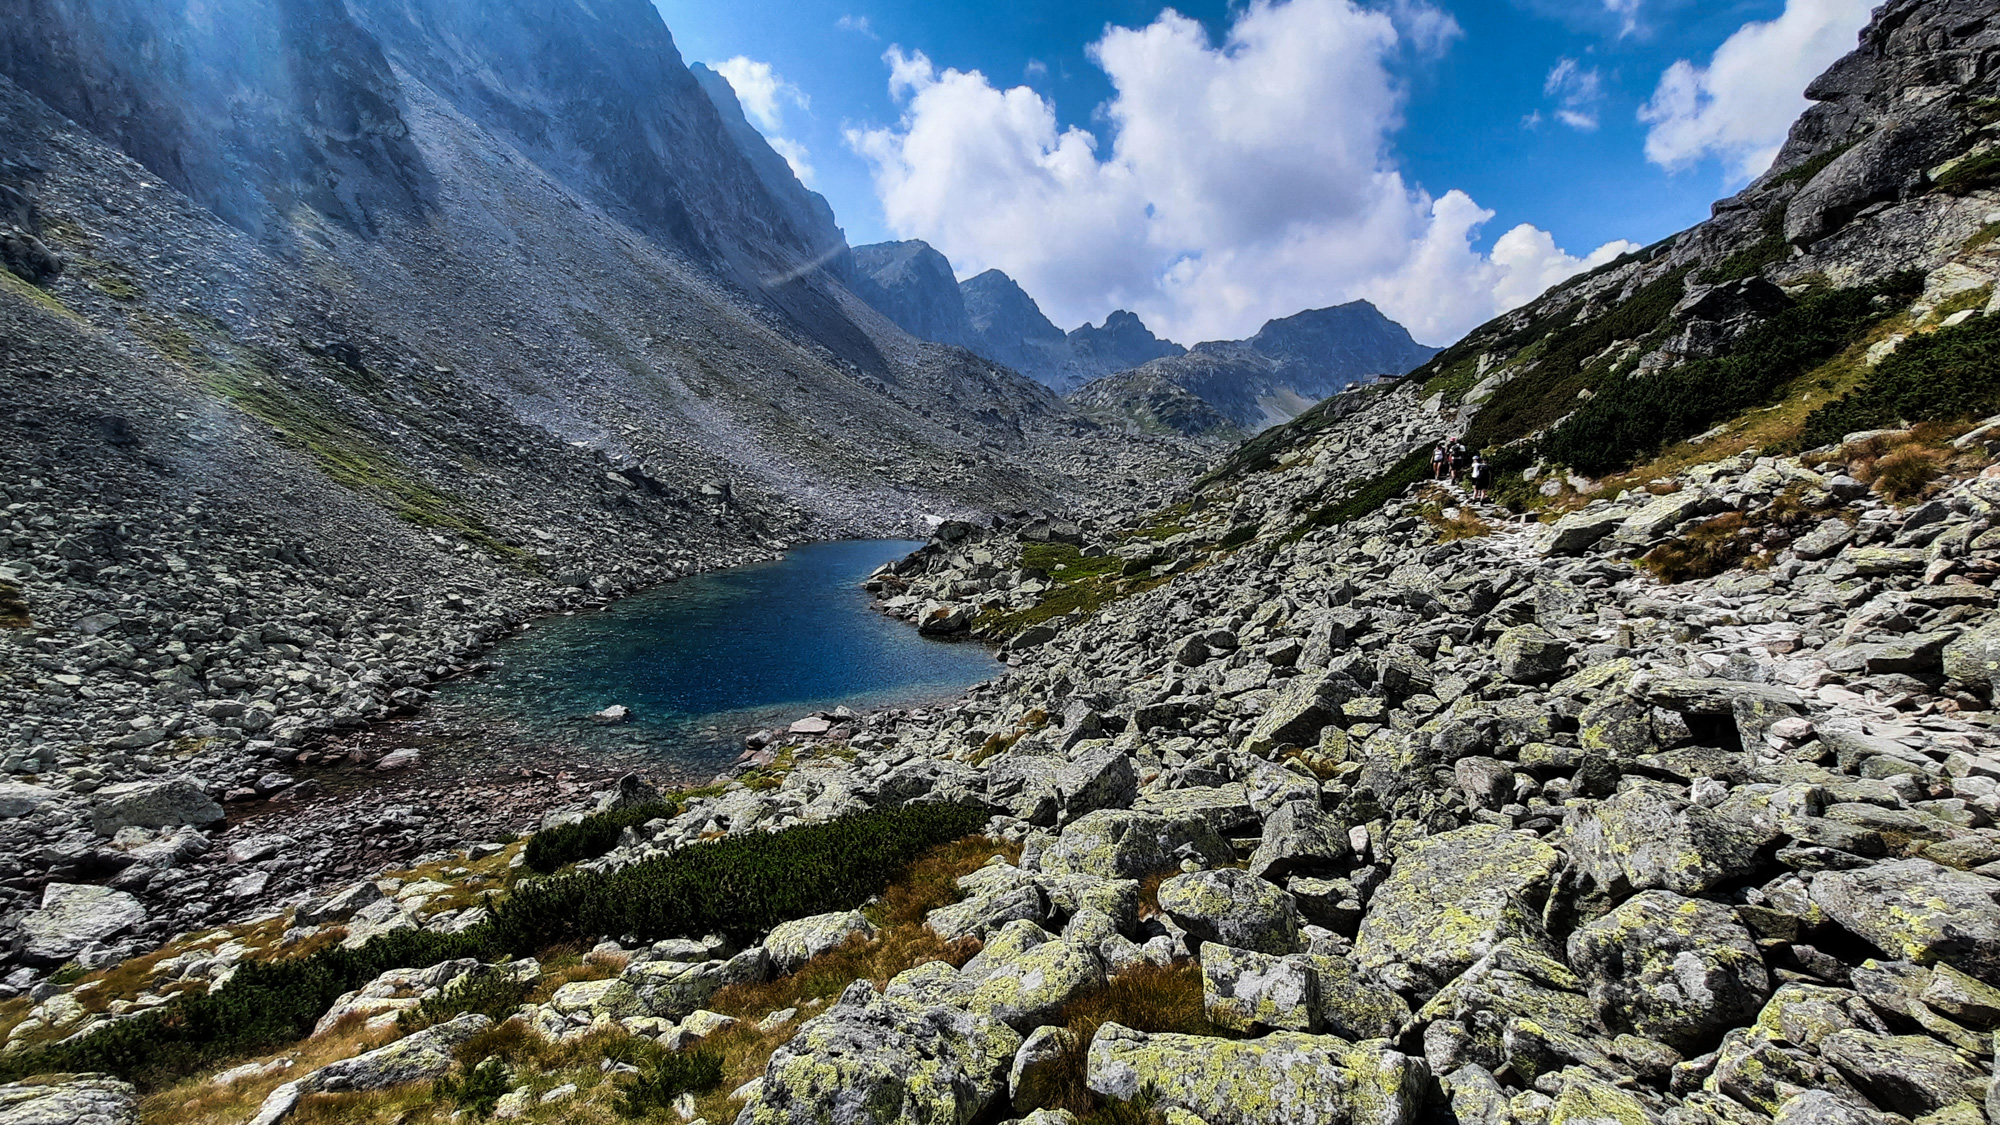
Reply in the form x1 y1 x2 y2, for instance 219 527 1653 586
1432 444 1446 480
1469 455 1488 500
1448 442 1465 484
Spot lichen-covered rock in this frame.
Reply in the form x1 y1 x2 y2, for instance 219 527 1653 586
1495 626 1569 685
1818 1029 1988 1117
1248 801 1348 883
965 929 1105 1032
1943 620 2000 698
1242 672 1358 755
1133 785 1259 836
0 1076 138 1125
1568 891 1770 1053
1085 1022 1427 1125
1772 1090 1876 1125
1201 942 1320 1033
1562 782 1772 897
549 977 643 1019
627 947 770 1021
765 910 879 973
1812 859 2000 985
1307 952 1411 1041
926 883 1049 943
1548 1067 1659 1125
1039 810 1234 880
1010 1025 1078 1111
736 992 1021 1125
1413 940 1597 1077
1354 824 1560 998
1158 868 1301 955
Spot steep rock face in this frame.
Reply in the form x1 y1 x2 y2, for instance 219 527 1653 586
1070 302 1438 438
0 0 433 238
848 240 978 349
686 62 845 267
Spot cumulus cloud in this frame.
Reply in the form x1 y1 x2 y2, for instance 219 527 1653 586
1639 0 1874 183
836 14 877 38
848 0 1631 345
1544 57 1603 131
710 57 817 185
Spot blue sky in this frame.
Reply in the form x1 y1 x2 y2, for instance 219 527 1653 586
654 0 1875 345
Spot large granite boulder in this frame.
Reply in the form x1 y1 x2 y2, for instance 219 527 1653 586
1355 824 1561 998
89 777 223 836
1562 781 1772 897
1812 859 2000 985
1086 1022 1428 1125
1158 868 1302 955
764 910 879 973
0 1076 138 1125
737 986 1021 1125
1568 891 1770 1052
1038 809 1233 880
15 883 147 964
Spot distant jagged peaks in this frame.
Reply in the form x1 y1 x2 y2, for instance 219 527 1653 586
846 240 977 349
1069 310 1187 370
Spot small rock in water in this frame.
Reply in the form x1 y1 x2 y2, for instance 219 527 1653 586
592 704 633 725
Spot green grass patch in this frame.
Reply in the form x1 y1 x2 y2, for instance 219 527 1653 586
1800 310 2000 446
1540 271 1921 475
613 1046 723 1119
522 801 681 874
1767 139 1860 191
1021 542 1126 582
1935 150 2000 195
0 804 990 1090
0 267 78 321
87 274 142 302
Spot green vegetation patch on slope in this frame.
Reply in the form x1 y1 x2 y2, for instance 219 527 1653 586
523 800 683 873
1195 382 1388 486
1541 271 1921 475
0 804 989 1089
0 581 28 628
1465 267 1693 452
1285 441 1438 541
1800 310 2000 446
977 541 1171 637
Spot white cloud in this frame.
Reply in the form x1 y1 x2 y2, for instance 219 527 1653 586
1386 0 1464 56
1639 0 1874 183
1603 0 1643 36
837 14 877 38
1544 57 1603 131
709 57 817 186
848 0 1630 346
710 56 808 133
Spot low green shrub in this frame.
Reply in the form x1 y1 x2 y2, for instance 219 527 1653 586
1800 311 2000 447
489 803 992 951
401 965 534 1032
1936 150 2000 195
436 1054 513 1119
0 803 990 1089
524 800 681 874
1540 272 1921 475
614 1047 724 1119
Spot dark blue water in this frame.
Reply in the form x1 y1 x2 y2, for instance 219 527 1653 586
435 540 995 774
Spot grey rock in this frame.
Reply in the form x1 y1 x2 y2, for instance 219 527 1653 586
89 777 223 836
1495 626 1569 685
1355 823 1561 998
1247 800 1348 882
1055 744 1139 823
15 883 147 964
1085 1021 1428 1125
764 910 879 974
1812 859 2000 985
1158 868 1302 955
1568 890 1771 1052
1562 782 1772 897
0 1076 138 1125
1200 941 1319 1033
1819 1029 1987 1117
737 993 1021 1125
1038 809 1234 880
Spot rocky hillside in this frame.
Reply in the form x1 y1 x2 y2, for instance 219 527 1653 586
1070 302 1440 440
0 0 1195 957
1392 0 1999 497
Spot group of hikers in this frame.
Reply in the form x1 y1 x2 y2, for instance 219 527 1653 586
1432 439 1489 500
